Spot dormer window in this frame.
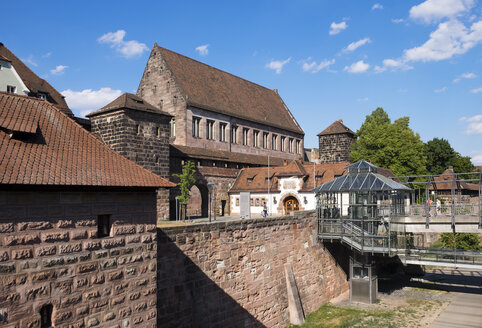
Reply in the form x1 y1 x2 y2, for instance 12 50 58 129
38 93 47 100
247 178 253 183
6 85 16 94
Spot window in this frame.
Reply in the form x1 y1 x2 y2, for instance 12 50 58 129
97 215 111 238
6 85 16 93
206 120 215 140
219 123 227 142
262 198 266 206
243 128 249 145
236 198 239 206
247 178 253 183
253 130 259 147
296 140 301 154
170 118 176 138
38 93 47 100
250 198 253 206
262 132 268 149
40 304 53 328
272 135 277 150
256 198 260 206
281 136 286 152
192 117 201 138
156 127 160 138
136 124 141 135
289 138 294 153
231 125 238 144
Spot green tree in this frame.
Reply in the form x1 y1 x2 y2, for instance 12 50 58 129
424 138 475 175
173 161 196 220
424 138 457 174
351 107 427 176
439 233 481 250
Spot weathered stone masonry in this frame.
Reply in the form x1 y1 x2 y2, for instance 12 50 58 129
0 190 158 328
157 212 349 328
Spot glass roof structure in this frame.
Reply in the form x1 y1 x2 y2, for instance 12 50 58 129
313 160 412 193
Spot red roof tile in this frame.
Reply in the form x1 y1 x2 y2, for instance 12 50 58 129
229 161 349 193
0 92 175 188
317 120 355 136
156 45 304 135
87 93 172 117
0 43 72 116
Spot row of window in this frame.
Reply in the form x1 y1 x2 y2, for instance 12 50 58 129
234 197 267 207
192 116 302 154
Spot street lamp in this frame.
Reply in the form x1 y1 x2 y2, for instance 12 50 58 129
207 181 216 223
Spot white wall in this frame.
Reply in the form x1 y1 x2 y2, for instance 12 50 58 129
0 60 29 95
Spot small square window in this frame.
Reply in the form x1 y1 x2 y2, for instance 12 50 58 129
97 214 111 238
6 85 16 93
236 198 240 206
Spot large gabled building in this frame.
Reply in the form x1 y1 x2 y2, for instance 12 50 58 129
92 44 305 219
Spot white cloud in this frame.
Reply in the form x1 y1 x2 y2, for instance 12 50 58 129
301 58 335 73
62 87 123 117
42 52 52 58
357 97 369 102
403 19 482 62
471 87 482 93
453 72 476 82
372 3 383 10
471 154 482 165
344 60 370 73
50 65 68 75
409 0 475 23
21 56 37 67
392 18 405 24
195 44 209 56
434 86 447 92
374 58 413 72
343 38 371 53
329 21 348 35
98 30 148 59
266 57 291 74
460 114 482 134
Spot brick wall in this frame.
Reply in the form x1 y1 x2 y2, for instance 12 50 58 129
318 133 355 164
157 212 349 327
0 190 158 327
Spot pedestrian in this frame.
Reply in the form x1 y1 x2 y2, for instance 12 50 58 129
436 199 441 214
262 204 268 217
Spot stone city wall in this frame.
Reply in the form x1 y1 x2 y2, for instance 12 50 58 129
0 190 158 328
157 211 349 328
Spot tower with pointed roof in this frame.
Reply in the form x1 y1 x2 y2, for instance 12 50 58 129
318 119 356 164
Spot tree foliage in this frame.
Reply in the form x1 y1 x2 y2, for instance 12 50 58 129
350 107 427 176
173 161 196 204
424 138 475 175
439 233 481 250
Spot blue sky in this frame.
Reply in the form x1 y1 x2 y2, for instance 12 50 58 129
2 0 481 164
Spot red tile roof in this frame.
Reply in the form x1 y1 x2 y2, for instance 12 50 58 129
156 45 304 135
430 168 479 192
229 161 349 193
0 43 72 116
0 92 175 188
317 120 355 136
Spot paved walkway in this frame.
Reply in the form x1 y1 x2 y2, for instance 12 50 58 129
429 292 482 328
421 269 482 328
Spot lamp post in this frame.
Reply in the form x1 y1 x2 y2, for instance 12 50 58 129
207 181 215 223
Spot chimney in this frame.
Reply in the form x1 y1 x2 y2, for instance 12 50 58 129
338 119 343 123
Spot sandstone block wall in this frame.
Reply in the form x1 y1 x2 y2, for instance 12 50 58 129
157 212 349 328
0 190 158 328
318 133 354 164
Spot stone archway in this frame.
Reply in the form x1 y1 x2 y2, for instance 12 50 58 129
187 184 209 218
278 193 304 215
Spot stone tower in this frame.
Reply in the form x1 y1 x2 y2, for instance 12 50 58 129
87 92 173 219
318 119 355 164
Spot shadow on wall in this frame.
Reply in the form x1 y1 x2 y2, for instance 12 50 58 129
157 228 265 328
